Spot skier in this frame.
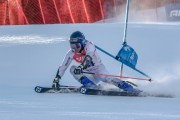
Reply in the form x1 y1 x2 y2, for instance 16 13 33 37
52 31 134 91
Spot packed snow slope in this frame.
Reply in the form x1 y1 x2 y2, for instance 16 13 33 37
0 23 180 120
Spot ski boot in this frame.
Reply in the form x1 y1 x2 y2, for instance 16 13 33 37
79 76 98 94
79 76 97 89
118 81 134 92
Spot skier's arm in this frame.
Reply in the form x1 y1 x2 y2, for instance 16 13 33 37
74 54 92 75
81 54 92 69
57 50 73 77
81 43 96 69
52 50 73 89
74 43 96 75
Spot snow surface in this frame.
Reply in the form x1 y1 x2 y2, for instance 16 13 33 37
0 23 180 120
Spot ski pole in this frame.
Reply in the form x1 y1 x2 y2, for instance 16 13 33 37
82 71 152 82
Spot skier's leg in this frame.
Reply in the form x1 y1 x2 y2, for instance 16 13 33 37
93 64 134 91
70 65 97 88
70 65 83 81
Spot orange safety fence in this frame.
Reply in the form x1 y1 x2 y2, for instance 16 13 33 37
0 0 118 25
0 0 180 25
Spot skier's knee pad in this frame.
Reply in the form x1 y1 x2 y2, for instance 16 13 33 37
80 76 97 88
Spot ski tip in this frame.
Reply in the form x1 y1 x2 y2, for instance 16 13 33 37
34 86 43 93
79 87 87 94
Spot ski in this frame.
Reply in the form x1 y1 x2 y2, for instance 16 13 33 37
34 85 141 96
35 86 173 98
34 85 80 93
79 87 142 96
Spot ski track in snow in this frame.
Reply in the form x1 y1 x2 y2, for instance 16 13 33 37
0 35 68 46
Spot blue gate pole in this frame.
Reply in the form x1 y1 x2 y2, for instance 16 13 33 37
123 0 130 45
95 45 116 59
121 0 130 77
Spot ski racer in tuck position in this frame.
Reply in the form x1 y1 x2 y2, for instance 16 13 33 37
52 31 134 91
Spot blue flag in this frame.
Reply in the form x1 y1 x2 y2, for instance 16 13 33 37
116 44 138 69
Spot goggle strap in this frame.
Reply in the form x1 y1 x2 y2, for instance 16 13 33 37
70 41 81 44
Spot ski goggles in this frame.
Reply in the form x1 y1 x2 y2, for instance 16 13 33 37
69 38 83 44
